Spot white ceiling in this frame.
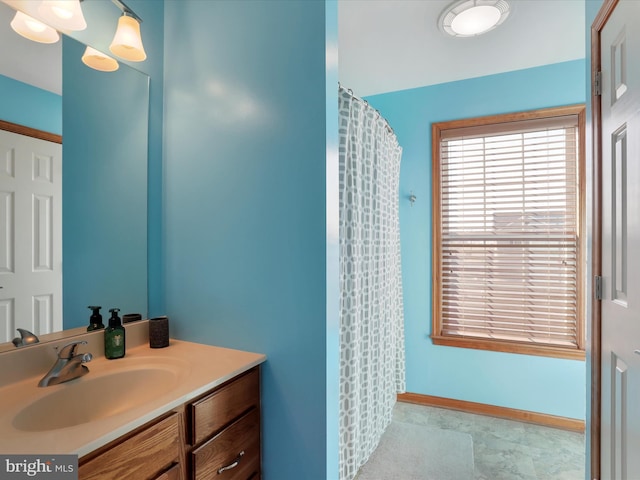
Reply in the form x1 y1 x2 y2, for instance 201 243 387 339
0 1 61 94
338 0 586 97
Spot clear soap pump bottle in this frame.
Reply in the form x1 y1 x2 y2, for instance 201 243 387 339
104 308 126 359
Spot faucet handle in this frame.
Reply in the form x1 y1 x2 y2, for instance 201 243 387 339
57 340 88 359
79 352 93 364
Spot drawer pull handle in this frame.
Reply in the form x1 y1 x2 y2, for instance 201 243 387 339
217 450 245 475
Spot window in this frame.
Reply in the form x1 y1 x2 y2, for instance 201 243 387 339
431 105 585 359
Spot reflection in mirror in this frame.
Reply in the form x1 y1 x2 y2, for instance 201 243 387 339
62 35 148 330
0 121 63 348
0 2 149 353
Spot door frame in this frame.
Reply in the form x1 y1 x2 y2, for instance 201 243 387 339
0 120 61 144
590 1 620 479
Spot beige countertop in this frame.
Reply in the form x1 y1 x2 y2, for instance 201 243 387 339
0 328 266 457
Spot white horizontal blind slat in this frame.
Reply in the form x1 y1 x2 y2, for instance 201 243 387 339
438 118 579 347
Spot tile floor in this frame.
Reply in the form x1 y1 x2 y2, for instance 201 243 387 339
392 402 585 480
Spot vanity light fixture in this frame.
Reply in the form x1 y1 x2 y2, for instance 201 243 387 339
82 46 119 72
439 0 510 37
10 10 59 43
37 0 87 31
109 0 146 62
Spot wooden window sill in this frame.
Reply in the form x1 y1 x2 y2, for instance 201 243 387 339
431 335 586 360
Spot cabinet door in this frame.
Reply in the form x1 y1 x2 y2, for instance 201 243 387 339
79 412 183 480
192 408 260 480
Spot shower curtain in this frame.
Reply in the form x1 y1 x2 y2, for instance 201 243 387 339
338 86 406 480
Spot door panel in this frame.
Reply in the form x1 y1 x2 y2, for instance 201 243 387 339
0 129 62 343
600 1 640 478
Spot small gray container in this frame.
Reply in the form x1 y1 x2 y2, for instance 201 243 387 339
149 316 170 348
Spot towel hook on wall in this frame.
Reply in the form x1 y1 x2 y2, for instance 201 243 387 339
409 192 416 206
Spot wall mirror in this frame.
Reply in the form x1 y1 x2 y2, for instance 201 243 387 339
0 1 149 353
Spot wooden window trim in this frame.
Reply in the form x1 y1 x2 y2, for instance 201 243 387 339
431 105 587 360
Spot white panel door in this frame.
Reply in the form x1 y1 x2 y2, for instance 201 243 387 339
0 129 62 343
600 1 640 478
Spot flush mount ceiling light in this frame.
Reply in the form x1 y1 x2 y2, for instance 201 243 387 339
439 0 510 37
38 0 87 31
10 10 59 43
82 46 120 72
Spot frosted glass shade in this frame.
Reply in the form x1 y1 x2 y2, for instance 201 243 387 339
450 6 501 35
82 46 119 72
439 0 510 37
109 15 147 62
10 11 59 44
38 0 87 31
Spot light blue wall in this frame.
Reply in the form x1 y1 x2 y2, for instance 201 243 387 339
366 59 587 420
0 74 61 134
162 2 327 479
325 1 339 478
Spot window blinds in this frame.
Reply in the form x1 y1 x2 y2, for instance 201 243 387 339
437 116 580 348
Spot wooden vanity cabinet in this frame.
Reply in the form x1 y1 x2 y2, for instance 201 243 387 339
78 366 261 480
187 367 261 480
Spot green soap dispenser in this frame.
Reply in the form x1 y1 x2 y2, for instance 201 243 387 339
87 305 104 331
104 308 126 359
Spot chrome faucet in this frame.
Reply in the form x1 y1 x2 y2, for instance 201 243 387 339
38 340 93 387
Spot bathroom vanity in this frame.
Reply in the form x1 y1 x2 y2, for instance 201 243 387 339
79 366 261 479
0 321 266 480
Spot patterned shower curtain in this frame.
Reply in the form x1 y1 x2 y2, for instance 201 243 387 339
338 86 406 480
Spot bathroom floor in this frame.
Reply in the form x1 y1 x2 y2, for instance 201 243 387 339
392 401 585 480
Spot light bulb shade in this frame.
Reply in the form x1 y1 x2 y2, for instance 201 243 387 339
439 0 510 37
451 6 500 35
82 46 119 72
10 11 60 44
38 0 87 31
109 15 146 62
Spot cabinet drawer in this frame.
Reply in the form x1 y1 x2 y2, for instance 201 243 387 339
189 368 259 445
79 412 183 480
192 408 260 480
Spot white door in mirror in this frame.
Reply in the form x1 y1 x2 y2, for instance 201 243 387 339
0 129 62 343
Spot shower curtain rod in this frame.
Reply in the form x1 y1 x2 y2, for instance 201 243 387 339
339 82 396 137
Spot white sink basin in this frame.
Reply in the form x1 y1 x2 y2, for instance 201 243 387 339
13 360 187 432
